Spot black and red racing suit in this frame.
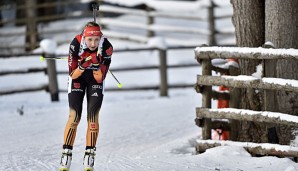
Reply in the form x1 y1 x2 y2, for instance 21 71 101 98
63 34 113 149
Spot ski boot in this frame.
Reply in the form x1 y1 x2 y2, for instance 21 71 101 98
59 148 72 171
83 148 96 171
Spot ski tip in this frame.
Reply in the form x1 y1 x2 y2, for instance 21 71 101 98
39 56 45 62
117 83 123 88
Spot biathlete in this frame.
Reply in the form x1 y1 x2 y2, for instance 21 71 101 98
59 21 113 171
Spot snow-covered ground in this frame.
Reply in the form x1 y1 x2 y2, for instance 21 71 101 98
1 44 298 171
1 85 298 171
1 0 298 170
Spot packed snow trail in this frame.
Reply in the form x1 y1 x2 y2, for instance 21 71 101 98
0 89 200 171
1 89 298 171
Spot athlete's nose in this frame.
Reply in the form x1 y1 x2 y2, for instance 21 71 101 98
91 41 96 47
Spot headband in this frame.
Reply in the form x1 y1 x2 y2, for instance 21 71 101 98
83 26 102 37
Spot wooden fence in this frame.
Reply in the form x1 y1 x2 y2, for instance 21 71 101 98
194 45 298 158
0 0 234 52
0 45 198 101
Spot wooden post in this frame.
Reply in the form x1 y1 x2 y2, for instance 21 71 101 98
201 59 212 139
207 0 217 46
45 53 59 101
146 6 155 38
25 0 38 51
159 48 168 96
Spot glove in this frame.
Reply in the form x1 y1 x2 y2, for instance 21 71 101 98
90 54 100 70
101 56 111 66
78 56 92 71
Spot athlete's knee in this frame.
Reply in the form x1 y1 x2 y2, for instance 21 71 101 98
67 107 81 128
87 96 103 121
87 104 101 123
88 121 99 132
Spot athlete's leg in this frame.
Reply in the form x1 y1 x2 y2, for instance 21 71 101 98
85 81 104 148
63 77 86 149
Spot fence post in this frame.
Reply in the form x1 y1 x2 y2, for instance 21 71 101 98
146 6 155 38
201 59 212 139
45 53 59 101
159 48 168 96
25 0 38 51
207 0 217 46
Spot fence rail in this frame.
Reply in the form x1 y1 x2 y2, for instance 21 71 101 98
0 67 46 76
0 84 48 96
0 46 198 99
194 45 298 158
0 0 235 52
196 140 298 158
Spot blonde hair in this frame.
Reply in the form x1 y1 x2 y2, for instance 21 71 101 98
84 21 100 27
81 22 100 34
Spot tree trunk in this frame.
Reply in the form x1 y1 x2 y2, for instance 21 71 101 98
265 0 298 145
37 0 57 20
16 0 26 26
231 0 266 143
25 0 38 51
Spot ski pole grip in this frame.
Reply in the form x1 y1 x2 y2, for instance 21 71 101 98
92 3 99 23
92 3 99 10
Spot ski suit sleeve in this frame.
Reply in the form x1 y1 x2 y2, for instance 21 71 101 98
100 38 113 80
68 37 80 76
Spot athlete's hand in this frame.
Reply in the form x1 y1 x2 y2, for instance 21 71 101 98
78 56 92 71
101 56 111 66
90 54 100 70
100 46 112 66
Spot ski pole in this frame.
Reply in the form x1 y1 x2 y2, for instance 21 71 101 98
91 3 122 88
108 70 122 88
39 56 66 61
40 55 123 88
92 3 99 23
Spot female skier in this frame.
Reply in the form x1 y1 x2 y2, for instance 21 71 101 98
59 21 113 171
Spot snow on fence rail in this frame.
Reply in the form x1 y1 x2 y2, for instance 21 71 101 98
194 45 298 158
195 46 298 60
196 108 298 127
197 75 298 93
196 140 298 158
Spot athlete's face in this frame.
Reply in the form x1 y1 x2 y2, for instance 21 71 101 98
84 36 101 51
